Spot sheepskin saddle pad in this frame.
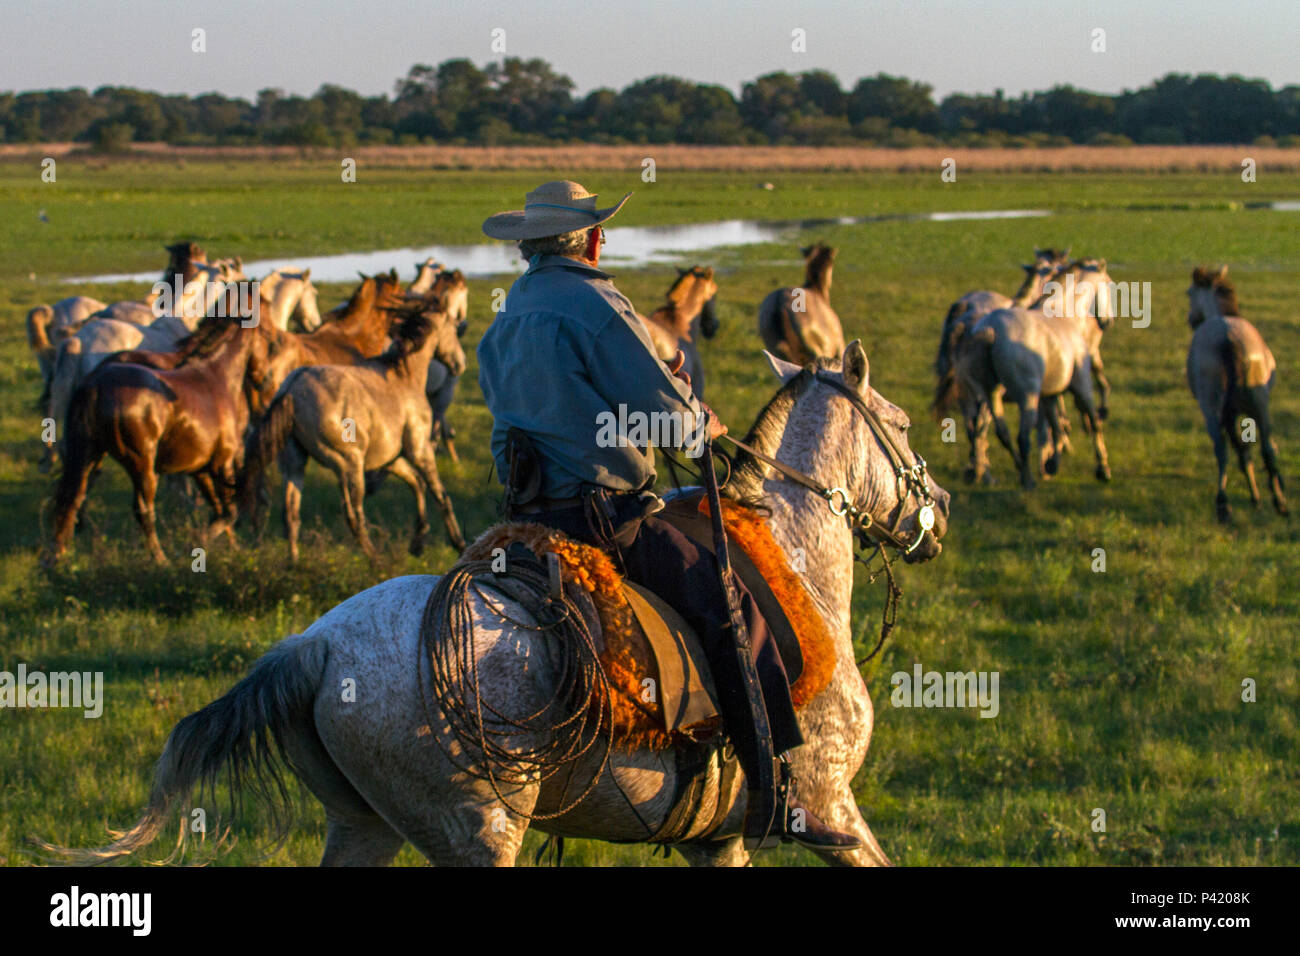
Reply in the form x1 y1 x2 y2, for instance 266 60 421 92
459 493 837 751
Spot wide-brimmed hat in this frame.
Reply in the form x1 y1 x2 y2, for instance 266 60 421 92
482 180 632 241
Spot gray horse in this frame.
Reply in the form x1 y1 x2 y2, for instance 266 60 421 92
945 260 1116 489
1186 265 1287 521
48 341 948 867
240 302 466 560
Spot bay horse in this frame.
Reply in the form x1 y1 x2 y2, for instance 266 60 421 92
45 341 949 867
240 301 466 560
757 243 844 366
43 286 277 566
640 266 720 400
1185 265 1287 521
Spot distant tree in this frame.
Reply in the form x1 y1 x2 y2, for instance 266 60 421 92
849 74 937 131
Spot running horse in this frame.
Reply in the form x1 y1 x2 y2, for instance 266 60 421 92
1185 265 1287 521
640 266 720 400
43 340 950 867
757 243 844 366
42 284 279 565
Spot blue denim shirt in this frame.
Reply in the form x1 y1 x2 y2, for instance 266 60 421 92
478 254 702 499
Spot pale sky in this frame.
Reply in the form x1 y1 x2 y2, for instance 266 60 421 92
2 0 1296 101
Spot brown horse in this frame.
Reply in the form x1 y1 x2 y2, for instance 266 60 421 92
641 265 720 399
240 301 466 561
1186 265 1288 521
43 287 278 565
101 272 403 378
757 243 844 365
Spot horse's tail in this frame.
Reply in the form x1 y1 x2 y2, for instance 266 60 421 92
238 379 297 515
932 324 994 417
26 304 54 353
38 633 329 864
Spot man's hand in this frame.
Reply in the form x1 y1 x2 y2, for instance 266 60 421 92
702 403 727 439
668 349 691 389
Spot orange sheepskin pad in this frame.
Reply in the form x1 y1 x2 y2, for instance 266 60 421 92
462 502 837 750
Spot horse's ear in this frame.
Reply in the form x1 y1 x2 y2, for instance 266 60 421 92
1022 263 1035 274
1215 264 1229 282
301 267 311 282
842 340 869 396
763 350 803 385
1097 258 1107 272
676 266 688 277
800 245 813 258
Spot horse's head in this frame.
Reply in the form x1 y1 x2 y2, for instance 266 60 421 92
668 265 718 340
1050 258 1115 330
800 243 836 288
1188 264 1235 328
290 268 323 332
763 341 950 563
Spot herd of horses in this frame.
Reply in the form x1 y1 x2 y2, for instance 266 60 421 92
24 239 1288 570
25 245 730 564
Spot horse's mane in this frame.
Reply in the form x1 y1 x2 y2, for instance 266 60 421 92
374 302 435 368
171 313 245 365
724 363 822 506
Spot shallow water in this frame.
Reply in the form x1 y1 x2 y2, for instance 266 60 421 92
62 209 1052 284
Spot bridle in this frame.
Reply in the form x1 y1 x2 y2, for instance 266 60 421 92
717 370 938 664
719 371 936 556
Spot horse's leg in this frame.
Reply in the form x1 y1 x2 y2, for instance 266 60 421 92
407 437 465 551
1016 395 1039 490
192 472 223 542
338 460 376 558
45 446 104 564
1223 408 1262 507
282 440 307 562
386 457 429 556
129 460 165 563
1197 402 1232 522
320 817 408 867
1248 386 1288 516
676 839 750 867
1041 397 1064 478
989 388 1020 473
1069 374 1110 482
1092 349 1111 421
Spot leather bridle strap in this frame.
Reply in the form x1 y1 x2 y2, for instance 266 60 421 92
717 372 935 555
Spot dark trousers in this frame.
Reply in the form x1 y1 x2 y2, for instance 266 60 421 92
519 503 804 783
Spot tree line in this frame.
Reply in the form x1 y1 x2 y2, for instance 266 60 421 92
3 59 1299 150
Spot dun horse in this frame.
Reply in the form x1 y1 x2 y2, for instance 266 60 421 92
1185 266 1287 521
414 268 470 459
45 342 948 867
757 243 844 365
641 266 720 399
939 260 1116 488
240 300 466 561
43 287 277 565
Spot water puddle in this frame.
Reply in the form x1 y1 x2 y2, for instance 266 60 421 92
62 209 1051 284
63 202 1296 285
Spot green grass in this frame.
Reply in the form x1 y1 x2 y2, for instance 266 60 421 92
1 157 1297 866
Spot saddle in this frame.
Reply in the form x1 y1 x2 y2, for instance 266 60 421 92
460 492 837 752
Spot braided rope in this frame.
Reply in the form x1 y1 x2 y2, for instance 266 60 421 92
417 557 614 821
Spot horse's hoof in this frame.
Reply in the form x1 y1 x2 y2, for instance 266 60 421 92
980 472 996 486
1275 500 1290 517
1216 505 1232 524
1095 465 1111 482
409 540 425 557
1098 407 1109 421
962 467 977 484
1044 457 1059 477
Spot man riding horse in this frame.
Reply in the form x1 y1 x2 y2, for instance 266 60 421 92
478 180 860 851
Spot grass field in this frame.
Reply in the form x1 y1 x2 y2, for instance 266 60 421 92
1 153 1297 866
